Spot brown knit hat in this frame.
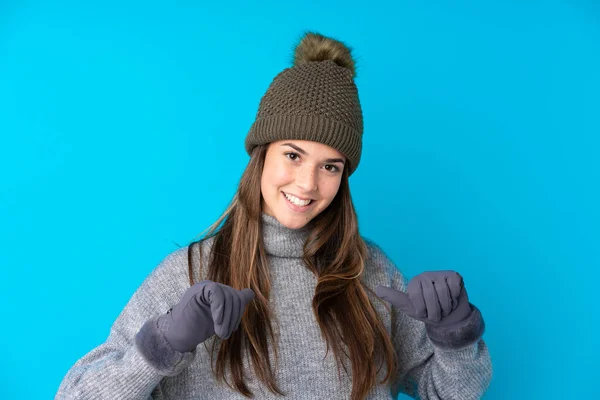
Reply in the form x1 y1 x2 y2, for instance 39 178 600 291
244 32 363 175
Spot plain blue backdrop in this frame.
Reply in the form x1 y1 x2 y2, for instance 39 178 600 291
1 1 598 399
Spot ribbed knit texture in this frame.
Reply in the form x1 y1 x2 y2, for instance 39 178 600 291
55 213 492 399
245 60 364 175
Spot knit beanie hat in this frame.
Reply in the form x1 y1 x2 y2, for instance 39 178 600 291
244 32 363 175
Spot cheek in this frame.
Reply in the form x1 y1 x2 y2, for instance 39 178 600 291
262 161 291 193
320 177 342 201
270 165 292 186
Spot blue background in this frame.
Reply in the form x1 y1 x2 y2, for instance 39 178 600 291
1 1 598 398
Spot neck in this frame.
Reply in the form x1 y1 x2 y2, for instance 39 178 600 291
261 213 310 258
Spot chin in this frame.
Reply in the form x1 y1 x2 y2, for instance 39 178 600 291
271 208 315 230
277 215 310 230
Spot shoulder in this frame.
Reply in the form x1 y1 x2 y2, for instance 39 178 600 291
363 237 389 264
139 246 190 293
142 236 216 288
361 237 407 292
137 237 217 305
362 236 396 276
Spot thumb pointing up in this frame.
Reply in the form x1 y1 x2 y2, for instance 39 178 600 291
375 285 417 316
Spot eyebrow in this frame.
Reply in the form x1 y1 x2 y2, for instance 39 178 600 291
280 143 346 164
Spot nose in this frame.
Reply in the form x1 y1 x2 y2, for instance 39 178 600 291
295 165 318 193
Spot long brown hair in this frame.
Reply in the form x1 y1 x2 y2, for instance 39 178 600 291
185 144 397 399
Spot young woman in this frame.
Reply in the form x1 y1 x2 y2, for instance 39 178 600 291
56 32 492 400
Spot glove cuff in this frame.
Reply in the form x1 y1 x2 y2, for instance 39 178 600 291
425 304 485 350
134 315 196 376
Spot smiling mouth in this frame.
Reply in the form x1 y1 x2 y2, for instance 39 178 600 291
282 191 314 207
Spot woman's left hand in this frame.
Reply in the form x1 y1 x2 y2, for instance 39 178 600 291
375 270 473 327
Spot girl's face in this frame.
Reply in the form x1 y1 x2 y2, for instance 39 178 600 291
261 140 346 229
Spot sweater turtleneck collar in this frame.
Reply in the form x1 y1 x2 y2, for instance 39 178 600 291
261 212 310 258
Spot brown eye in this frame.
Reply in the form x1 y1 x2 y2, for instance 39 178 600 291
285 152 299 161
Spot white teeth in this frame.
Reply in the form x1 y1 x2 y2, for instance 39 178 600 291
284 192 311 206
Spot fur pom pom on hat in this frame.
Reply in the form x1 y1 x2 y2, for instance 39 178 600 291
245 31 363 175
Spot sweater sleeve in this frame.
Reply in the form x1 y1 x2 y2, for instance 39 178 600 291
367 243 493 399
55 246 198 400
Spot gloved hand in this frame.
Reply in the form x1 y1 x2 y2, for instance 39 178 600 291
375 271 472 327
159 280 255 353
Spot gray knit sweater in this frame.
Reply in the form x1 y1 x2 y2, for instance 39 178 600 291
56 213 492 399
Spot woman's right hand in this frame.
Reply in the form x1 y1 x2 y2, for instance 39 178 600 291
159 280 255 353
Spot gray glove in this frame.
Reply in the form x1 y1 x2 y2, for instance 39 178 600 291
375 270 471 326
159 280 255 353
376 270 485 349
